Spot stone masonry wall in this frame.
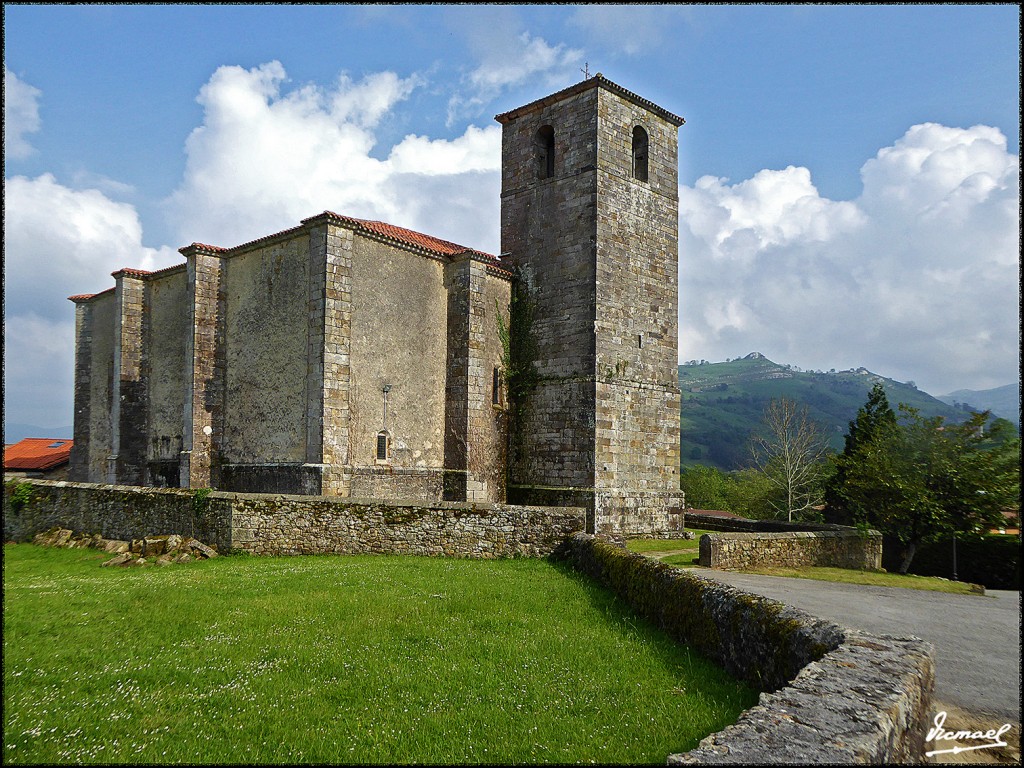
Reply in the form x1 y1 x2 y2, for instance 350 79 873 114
221 234 310 466
231 494 583 558
69 297 96 482
145 267 188 486
499 86 599 495
111 271 148 486
556 534 934 764
699 531 883 571
79 292 116 482
593 87 682 510
180 247 226 489
4 480 231 551
314 219 355 496
5 479 584 559
348 236 448 495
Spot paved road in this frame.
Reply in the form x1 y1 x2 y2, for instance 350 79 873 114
689 568 1021 722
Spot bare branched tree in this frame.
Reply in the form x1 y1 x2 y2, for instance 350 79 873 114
750 398 831 522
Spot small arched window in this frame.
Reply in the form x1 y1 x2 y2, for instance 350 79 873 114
376 430 390 462
536 125 555 179
632 126 649 182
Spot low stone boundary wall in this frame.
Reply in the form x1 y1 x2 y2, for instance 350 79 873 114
554 534 934 764
4 480 232 550
699 530 883 571
685 511 850 534
4 480 585 558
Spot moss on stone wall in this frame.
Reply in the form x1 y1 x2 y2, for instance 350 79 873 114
554 533 844 691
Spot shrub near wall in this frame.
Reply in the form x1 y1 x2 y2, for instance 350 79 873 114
555 534 935 764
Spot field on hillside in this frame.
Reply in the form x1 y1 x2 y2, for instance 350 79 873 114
2 544 756 765
678 356 980 470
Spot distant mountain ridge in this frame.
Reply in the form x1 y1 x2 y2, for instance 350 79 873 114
937 383 1020 426
679 353 1016 471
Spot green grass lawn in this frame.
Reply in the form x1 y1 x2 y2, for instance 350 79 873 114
722 565 984 595
2 544 756 764
627 535 984 593
626 531 711 568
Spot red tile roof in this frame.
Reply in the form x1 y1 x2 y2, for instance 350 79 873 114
328 213 496 260
80 213 507 303
4 438 74 471
112 267 152 278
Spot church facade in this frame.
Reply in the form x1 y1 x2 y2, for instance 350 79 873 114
68 75 686 536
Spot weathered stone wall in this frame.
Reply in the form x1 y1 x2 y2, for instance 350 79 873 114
231 494 583 558
497 77 686 536
4 479 231 551
499 85 599 497
308 219 355 497
5 479 584 559
111 271 148 486
84 292 116 482
348 236 448 493
685 511 846 533
145 267 188 486
444 256 512 503
69 297 95 482
698 531 883 571
222 233 310 466
593 88 682 518
180 246 226 489
555 533 934 764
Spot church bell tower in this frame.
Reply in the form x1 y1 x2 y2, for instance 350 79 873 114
495 75 686 535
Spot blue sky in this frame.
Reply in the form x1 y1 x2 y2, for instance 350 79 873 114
4 3 1020 431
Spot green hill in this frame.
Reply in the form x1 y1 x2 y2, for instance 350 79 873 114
679 353 986 471
937 383 1020 427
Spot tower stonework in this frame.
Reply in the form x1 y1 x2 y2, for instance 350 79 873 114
497 75 686 536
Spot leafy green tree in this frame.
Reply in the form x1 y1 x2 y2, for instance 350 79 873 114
723 468 779 520
679 465 781 520
679 464 730 511
829 405 1021 573
825 383 897 521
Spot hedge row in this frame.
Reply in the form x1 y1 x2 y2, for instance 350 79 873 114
883 534 1020 590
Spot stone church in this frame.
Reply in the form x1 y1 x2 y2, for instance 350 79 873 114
68 75 686 535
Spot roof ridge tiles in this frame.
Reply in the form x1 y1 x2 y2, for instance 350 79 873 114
319 211 498 262
494 73 685 127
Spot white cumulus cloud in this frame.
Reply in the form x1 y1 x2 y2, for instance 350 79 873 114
165 62 502 253
447 31 584 126
4 67 42 160
3 173 179 426
679 123 1020 394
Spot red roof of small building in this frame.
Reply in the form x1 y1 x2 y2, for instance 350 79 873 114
78 212 507 303
4 438 74 471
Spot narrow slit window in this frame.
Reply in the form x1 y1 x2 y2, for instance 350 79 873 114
376 431 389 461
632 126 649 182
536 125 555 179
638 333 644 349
492 367 502 406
